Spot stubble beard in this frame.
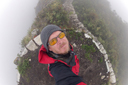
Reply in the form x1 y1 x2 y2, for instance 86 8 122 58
59 42 70 55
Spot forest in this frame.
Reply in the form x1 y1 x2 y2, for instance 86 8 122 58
72 0 128 84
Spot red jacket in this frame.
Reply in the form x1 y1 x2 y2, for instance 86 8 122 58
38 45 87 85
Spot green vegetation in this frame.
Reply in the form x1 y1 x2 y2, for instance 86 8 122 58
21 28 34 48
66 30 96 63
81 44 96 53
21 0 71 48
35 0 71 31
72 0 128 83
18 57 30 76
101 82 109 85
67 29 83 40
85 53 93 62
39 2 69 26
81 44 96 62
99 57 103 63
19 1 72 81
18 0 128 84
68 30 75 35
75 32 82 40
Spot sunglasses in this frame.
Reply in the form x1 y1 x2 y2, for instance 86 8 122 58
48 32 65 46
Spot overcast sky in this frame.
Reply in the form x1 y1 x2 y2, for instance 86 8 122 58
107 0 128 85
107 0 128 22
0 0 38 85
0 0 128 85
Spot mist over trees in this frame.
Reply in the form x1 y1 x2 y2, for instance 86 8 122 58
72 0 128 84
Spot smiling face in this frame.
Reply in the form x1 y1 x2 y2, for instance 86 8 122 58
48 31 70 55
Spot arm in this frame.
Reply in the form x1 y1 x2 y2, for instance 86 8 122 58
49 62 87 85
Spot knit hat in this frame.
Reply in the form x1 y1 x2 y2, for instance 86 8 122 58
40 24 64 52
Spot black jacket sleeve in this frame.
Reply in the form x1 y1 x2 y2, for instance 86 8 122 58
49 62 83 85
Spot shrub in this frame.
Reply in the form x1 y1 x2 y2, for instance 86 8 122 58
38 1 70 28
18 58 30 76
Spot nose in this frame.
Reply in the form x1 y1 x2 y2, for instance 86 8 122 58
57 37 62 44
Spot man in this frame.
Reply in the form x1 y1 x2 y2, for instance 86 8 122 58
38 24 87 85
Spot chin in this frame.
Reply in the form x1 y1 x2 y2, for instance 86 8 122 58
60 48 70 55
61 51 68 55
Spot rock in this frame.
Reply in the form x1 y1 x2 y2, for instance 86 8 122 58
73 18 79 23
99 44 107 54
100 49 107 54
29 59 31 61
26 40 38 51
108 63 112 68
75 29 82 32
31 28 39 38
92 39 100 50
14 57 21 65
93 37 101 45
34 34 42 46
76 22 82 27
104 54 108 61
17 70 20 83
81 27 88 32
101 75 105 79
73 43 77 47
84 33 91 38
80 44 82 46
99 72 102 76
110 74 116 84
105 61 110 73
78 24 84 28
21 48 28 56
70 14 78 19
75 22 84 28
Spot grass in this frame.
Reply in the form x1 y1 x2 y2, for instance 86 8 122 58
85 53 93 63
80 37 84 41
68 30 75 35
75 32 82 40
67 30 75 38
21 28 34 48
81 44 96 62
19 0 71 75
99 57 103 63
67 29 83 40
67 30 95 63
18 57 30 76
81 44 96 53
38 0 70 29
73 0 120 84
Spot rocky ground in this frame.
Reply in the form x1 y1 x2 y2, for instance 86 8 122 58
18 30 109 85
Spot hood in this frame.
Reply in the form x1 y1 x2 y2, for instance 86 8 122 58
38 44 73 64
38 45 56 64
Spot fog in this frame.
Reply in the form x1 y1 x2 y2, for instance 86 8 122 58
0 0 38 85
107 0 128 85
0 0 128 85
107 0 128 22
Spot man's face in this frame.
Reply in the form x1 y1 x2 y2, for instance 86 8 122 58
48 31 70 55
